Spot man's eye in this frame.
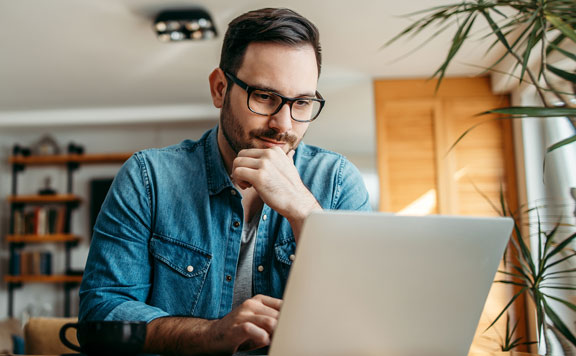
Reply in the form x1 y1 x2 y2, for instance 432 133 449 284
295 99 311 107
255 92 273 101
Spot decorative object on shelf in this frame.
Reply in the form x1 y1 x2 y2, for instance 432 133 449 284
32 134 60 156
12 144 30 157
67 142 84 155
154 7 217 42
38 177 57 195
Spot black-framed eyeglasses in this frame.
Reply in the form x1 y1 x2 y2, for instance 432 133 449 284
224 71 325 123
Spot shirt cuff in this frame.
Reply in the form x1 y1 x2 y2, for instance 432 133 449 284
104 301 170 324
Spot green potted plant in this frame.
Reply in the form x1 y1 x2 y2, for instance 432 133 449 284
386 1 576 354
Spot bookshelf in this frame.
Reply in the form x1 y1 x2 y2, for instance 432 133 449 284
8 194 82 204
6 234 81 243
5 151 131 317
5 275 83 283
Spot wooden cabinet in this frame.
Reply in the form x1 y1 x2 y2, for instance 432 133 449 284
5 152 131 317
373 77 524 353
373 77 516 216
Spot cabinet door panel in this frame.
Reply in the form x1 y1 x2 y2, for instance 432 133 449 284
376 99 438 214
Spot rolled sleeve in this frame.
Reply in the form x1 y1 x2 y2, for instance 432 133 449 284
79 153 161 323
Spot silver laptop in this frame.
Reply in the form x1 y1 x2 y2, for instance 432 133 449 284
269 211 513 356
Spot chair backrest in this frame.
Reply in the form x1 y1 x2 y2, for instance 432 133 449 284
24 317 78 355
0 318 23 354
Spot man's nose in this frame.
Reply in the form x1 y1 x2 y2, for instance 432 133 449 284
268 102 292 133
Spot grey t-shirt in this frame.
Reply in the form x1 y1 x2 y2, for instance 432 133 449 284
232 212 266 356
232 212 259 310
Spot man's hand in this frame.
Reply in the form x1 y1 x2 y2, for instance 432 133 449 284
231 147 322 240
144 295 282 355
207 294 282 353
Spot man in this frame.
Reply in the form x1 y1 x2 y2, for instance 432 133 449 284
79 7 371 355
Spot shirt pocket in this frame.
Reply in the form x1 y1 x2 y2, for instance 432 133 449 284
274 237 296 282
149 234 212 315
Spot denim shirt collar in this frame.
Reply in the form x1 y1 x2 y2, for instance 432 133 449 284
204 126 235 196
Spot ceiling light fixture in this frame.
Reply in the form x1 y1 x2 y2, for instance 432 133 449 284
154 8 217 42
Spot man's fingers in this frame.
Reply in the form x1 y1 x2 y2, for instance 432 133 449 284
237 322 270 351
241 296 281 318
237 146 287 158
232 167 259 187
255 294 283 311
245 315 278 335
233 156 262 170
237 148 268 158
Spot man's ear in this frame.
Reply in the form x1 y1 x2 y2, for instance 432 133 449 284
209 68 228 109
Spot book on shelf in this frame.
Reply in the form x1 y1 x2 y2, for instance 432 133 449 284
9 251 21 275
12 206 67 236
10 251 53 276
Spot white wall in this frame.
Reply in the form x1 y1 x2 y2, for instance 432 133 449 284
0 77 378 319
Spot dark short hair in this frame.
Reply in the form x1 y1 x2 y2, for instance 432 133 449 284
219 8 322 77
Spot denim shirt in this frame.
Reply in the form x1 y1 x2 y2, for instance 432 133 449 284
79 126 371 323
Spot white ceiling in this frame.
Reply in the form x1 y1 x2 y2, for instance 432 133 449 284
0 0 502 122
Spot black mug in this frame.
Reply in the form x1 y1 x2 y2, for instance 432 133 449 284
59 320 147 356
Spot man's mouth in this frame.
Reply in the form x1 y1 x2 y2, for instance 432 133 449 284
258 136 286 147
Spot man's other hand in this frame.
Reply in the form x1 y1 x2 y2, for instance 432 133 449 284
208 294 282 353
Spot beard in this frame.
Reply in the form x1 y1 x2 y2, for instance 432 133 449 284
220 93 300 154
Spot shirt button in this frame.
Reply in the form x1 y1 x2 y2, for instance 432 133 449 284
262 214 268 221
230 190 237 196
186 265 194 273
233 221 240 228
289 254 296 262
226 275 232 282
257 265 264 272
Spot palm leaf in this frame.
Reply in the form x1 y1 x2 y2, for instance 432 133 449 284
541 285 576 291
547 41 576 62
498 269 528 280
495 280 530 287
433 13 478 89
540 224 561 273
543 293 576 312
547 64 576 83
520 12 543 82
485 286 528 332
544 252 576 270
545 268 576 277
533 290 546 342
547 135 576 154
542 298 576 346
485 107 576 117
544 231 576 265
546 14 576 43
545 32 566 56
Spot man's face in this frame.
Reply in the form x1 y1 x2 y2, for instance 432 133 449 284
219 42 319 155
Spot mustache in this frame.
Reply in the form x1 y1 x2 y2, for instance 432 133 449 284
250 129 298 146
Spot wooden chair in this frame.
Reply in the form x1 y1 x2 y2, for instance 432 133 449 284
24 317 78 355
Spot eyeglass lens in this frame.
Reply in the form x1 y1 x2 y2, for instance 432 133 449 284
249 90 322 121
